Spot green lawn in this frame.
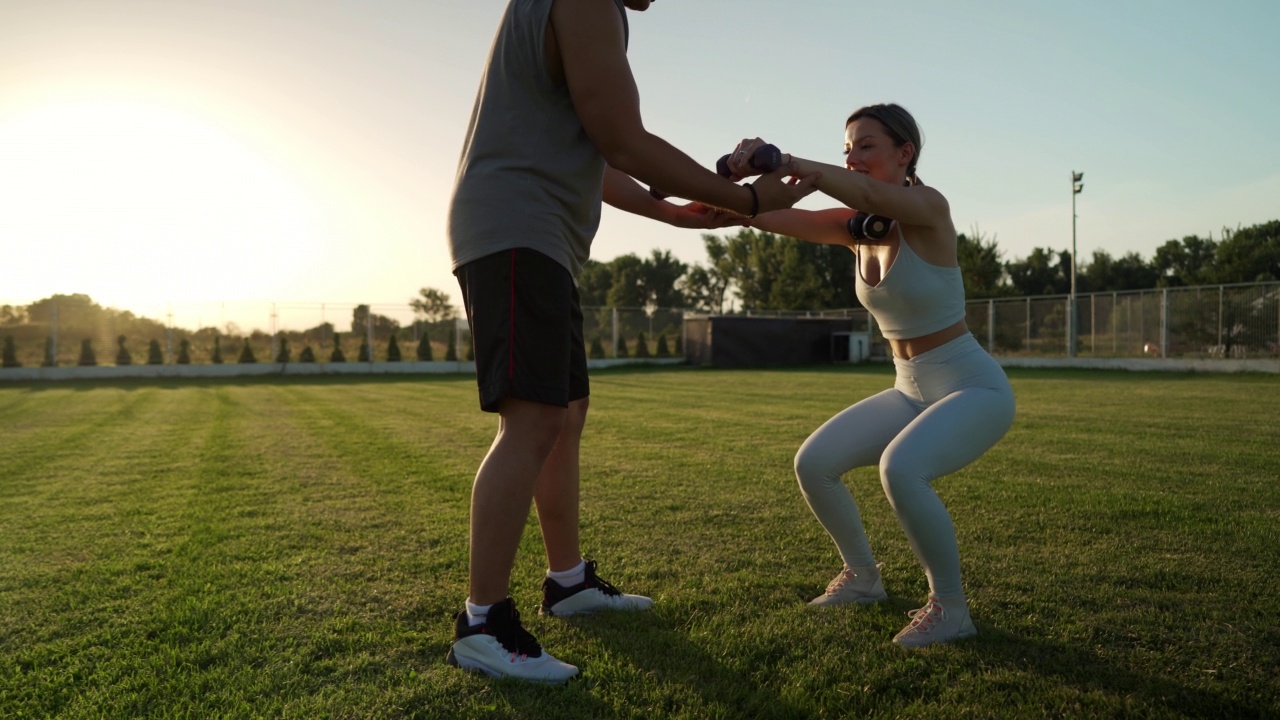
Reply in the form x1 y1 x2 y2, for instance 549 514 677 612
1 367 1277 719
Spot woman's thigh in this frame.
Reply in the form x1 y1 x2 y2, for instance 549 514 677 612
796 388 921 476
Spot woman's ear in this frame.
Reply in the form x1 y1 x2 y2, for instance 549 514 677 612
899 142 916 169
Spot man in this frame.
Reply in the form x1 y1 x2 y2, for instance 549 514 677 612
445 0 816 683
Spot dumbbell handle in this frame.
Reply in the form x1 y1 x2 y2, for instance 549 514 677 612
716 144 783 178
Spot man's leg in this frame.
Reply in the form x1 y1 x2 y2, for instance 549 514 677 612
468 397 567 605
533 397 588 572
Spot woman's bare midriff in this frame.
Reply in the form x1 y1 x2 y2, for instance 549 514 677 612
888 319 970 360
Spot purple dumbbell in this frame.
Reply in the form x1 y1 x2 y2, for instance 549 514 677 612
716 144 783 178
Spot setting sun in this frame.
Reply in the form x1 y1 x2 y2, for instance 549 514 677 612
0 99 318 312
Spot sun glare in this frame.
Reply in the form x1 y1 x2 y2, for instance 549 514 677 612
0 100 319 311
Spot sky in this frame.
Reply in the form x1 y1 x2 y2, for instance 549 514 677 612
2 0 1277 332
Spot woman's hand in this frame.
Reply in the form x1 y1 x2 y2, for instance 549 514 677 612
664 201 748 229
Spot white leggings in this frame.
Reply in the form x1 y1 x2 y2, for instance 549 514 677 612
794 334 1015 600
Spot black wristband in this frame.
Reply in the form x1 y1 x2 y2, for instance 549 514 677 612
745 182 759 218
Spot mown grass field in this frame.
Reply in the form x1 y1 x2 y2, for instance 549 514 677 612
1 366 1277 719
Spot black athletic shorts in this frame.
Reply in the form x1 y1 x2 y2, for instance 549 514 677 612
454 248 589 413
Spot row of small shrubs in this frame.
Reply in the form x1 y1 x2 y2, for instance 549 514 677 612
0 331 473 367
3 331 683 368
590 332 682 359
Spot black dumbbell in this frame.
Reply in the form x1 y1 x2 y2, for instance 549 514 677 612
847 211 893 241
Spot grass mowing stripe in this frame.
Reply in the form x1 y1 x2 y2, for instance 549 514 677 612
1 368 1278 719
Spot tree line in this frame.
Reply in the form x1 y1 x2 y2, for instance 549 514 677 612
576 219 1279 314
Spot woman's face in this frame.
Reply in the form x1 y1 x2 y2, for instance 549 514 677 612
844 118 911 184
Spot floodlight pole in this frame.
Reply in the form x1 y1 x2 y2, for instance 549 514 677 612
1069 171 1084 357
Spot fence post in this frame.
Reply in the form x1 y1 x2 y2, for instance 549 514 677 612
1090 293 1096 355
987 299 995 352
1217 285 1224 350
1160 288 1169 358
612 306 619 358
1025 297 1031 352
1113 292 1118 356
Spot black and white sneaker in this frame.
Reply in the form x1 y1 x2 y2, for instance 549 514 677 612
445 598 579 683
540 560 654 617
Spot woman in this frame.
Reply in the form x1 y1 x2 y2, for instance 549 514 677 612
726 103 1016 648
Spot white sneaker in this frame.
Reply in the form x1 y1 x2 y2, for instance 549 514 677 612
892 596 977 648
540 559 654 617
445 598 579 683
808 563 888 607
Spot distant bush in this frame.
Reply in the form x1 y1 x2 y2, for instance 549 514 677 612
299 346 316 363
43 337 57 367
147 339 164 365
589 336 606 359
330 333 346 363
445 329 457 362
177 339 191 364
615 335 629 358
417 334 432 361
387 334 402 362
656 335 671 358
78 339 97 366
275 335 291 363
211 335 223 364
635 332 650 359
358 340 371 362
674 334 683 355
2 335 19 368
115 335 131 366
238 338 256 364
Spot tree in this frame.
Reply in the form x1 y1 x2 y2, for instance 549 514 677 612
2 335 19 368
615 335 629 358
957 227 1008 298
639 249 688 309
1082 249 1160 292
1005 247 1071 296
656 334 671 358
299 346 317 363
43 337 57 367
387 334 402 361
115 335 132 366
410 287 456 323
177 339 191 364
78 339 97 366
634 332 650 358
589 336 606 359
417 333 433 361
1214 220 1280 283
1153 235 1218 287
147 339 164 365
275 335 291 363
211 335 223 364
330 332 346 363
238 338 257 364
578 260 615 307
358 339 371 362
445 328 457 361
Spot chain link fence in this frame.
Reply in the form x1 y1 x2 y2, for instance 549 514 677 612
3 281 1277 368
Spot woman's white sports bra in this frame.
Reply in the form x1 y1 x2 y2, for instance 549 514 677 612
854 225 966 340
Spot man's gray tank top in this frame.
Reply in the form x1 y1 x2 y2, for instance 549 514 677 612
448 0 628 279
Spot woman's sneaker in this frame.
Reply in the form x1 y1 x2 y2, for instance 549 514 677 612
808 563 888 607
892 596 977 648
540 560 654 617
445 598 579 683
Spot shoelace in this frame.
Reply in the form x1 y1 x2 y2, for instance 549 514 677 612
583 560 622 597
825 567 857 594
490 605 543 661
905 599 945 632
